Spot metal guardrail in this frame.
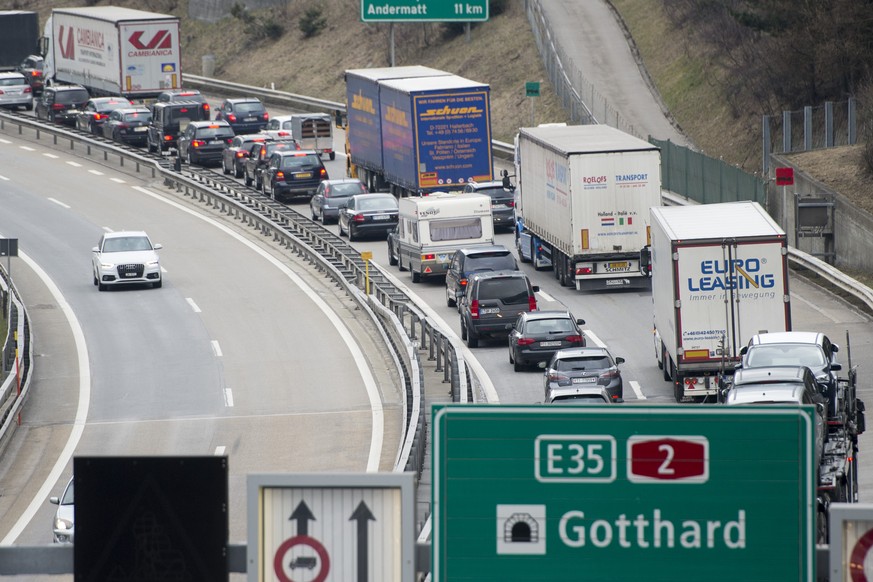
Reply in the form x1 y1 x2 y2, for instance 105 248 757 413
0 268 31 458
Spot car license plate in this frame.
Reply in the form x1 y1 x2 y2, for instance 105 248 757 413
539 341 561 347
244 116 256 122
296 172 312 179
134 126 147 132
608 261 629 269
572 377 597 384
67 109 78 114
124 272 137 278
480 307 499 314
210 140 223 144
373 214 389 220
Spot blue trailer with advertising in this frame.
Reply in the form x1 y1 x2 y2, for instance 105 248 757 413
345 69 494 197
344 66 450 188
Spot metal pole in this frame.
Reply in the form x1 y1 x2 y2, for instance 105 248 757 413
390 23 395 67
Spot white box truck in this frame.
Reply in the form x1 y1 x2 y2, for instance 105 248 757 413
395 192 494 283
651 202 792 402
513 124 662 290
42 6 181 100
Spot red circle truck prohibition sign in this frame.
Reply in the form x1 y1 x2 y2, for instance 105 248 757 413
273 535 331 582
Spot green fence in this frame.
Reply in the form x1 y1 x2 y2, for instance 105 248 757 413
652 137 766 205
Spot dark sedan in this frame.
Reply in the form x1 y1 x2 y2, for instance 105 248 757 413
338 193 399 241
509 310 586 371
543 347 625 402
76 97 133 135
215 97 269 135
309 178 368 224
102 107 152 146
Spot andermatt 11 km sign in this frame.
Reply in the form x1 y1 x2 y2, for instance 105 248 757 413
432 404 815 582
361 1 488 22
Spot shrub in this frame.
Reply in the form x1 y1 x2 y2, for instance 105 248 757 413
299 7 327 38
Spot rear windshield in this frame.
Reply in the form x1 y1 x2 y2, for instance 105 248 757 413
551 395 608 404
280 154 322 169
745 345 826 368
56 89 89 104
476 277 529 302
326 182 367 198
465 252 516 273
357 196 397 211
524 318 575 334
554 355 611 371
476 186 513 200
430 217 483 242
235 102 265 114
0 76 26 86
267 142 296 155
168 107 206 122
196 127 234 140
123 112 151 122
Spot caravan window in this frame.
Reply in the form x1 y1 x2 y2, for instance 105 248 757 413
430 218 483 242
411 221 419 243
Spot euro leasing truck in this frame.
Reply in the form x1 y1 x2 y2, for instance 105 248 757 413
0 11 39 71
41 6 181 101
512 124 662 291
396 192 495 283
651 202 792 403
345 68 494 197
289 113 335 160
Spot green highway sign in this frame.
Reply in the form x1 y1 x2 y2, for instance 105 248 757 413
525 81 540 98
361 1 489 22
433 405 814 581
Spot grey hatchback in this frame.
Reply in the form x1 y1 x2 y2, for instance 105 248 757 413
508 310 586 371
543 347 625 402
310 178 368 224
459 270 539 348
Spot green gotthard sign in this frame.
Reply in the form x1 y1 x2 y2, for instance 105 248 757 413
432 404 814 581
361 1 488 22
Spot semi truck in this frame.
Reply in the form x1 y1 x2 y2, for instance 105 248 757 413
651 202 792 402
512 124 662 291
345 67 494 197
0 11 39 71
41 6 181 100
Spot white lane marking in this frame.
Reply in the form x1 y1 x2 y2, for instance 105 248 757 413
224 388 234 407
536 289 555 302
66 161 82 167
102 226 113 233
110 178 126 184
790 290 841 323
630 380 646 400
186 297 202 313
48 198 70 209
19 146 35 151
131 185 385 471
0 175 9 181
214 446 226 456
88 170 104 176
0 249 91 545
585 329 606 348
0 138 10 144
211 340 222 357
43 153 59 159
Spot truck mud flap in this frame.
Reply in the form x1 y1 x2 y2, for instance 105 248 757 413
576 276 651 292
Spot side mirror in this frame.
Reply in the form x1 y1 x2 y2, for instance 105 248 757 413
831 362 842 371
615 357 625 365
576 318 585 325
832 344 840 353
153 243 163 250
50 496 60 505
92 247 99 253
532 285 540 293
739 346 748 356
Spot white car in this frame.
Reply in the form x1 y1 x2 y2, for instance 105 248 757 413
50 476 74 543
0 72 34 111
92 231 163 291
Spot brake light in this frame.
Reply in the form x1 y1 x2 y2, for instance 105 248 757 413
31 71 41 78
276 171 285 179
191 140 205 148
547 371 569 383
163 135 173 141
528 295 537 311
23 86 31 94
422 253 436 260
600 369 620 381
565 335 584 344
319 168 327 178
353 213 366 223
51 103 65 110
227 113 237 122
93 113 104 120
470 299 480 319
204 103 210 111
263 112 269 120
460 279 467 287
506 200 515 207
517 338 536 346
576 266 592 275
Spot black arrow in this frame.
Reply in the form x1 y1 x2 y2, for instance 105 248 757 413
289 501 315 536
350 500 375 582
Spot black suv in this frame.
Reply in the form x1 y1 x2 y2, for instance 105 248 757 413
155 89 210 120
459 270 539 348
147 100 210 154
177 120 235 167
261 150 328 202
445 245 518 309
215 97 269 135
35 85 90 126
244 139 299 189
463 180 516 231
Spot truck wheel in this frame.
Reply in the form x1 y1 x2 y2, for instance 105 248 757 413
329 152 336 161
673 380 683 403
662 352 672 382
561 257 574 287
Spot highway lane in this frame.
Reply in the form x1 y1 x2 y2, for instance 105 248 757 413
0 133 403 551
